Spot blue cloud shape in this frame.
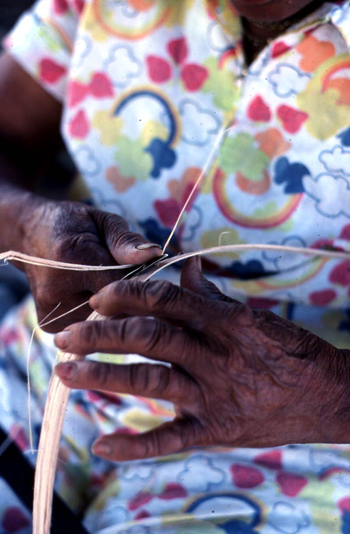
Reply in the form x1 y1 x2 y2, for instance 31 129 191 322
227 259 275 279
273 156 310 194
338 126 350 147
145 138 177 178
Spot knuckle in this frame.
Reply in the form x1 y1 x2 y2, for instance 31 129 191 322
143 280 179 314
130 364 171 397
78 321 103 348
113 230 141 250
118 316 142 345
143 320 166 353
143 431 162 458
87 361 111 389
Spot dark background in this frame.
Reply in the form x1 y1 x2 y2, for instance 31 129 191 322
0 0 34 39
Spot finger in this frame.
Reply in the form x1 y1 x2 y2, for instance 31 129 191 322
180 257 242 304
55 317 199 366
55 360 197 402
89 279 220 327
91 418 200 461
95 211 162 265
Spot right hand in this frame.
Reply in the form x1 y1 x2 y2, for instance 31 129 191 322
18 199 162 332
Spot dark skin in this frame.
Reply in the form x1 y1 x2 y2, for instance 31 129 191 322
1 0 349 461
55 258 350 461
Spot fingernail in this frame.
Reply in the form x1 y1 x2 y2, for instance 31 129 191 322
89 295 100 309
55 331 71 349
135 243 161 250
56 362 76 380
92 440 112 456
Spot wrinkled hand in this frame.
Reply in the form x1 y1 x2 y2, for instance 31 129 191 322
20 200 161 332
55 258 350 460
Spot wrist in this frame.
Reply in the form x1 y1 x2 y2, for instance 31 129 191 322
0 181 48 255
318 348 350 444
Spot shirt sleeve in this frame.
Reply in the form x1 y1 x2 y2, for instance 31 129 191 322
2 0 84 102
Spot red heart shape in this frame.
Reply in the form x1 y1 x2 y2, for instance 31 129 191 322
231 464 264 489
340 224 350 240
309 289 337 306
167 37 188 65
128 491 153 511
255 450 283 470
159 483 187 500
73 0 85 14
68 110 89 138
276 472 308 497
68 80 87 107
181 64 208 91
3 507 30 532
277 105 308 134
53 0 69 14
39 58 66 84
147 56 172 83
272 41 291 58
89 73 114 98
329 260 350 286
339 497 350 513
135 510 151 520
248 95 271 122
154 198 180 227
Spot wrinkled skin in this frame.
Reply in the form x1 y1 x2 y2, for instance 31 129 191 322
20 200 161 332
55 258 350 461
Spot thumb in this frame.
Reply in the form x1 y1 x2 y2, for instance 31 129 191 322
96 211 162 265
180 256 235 303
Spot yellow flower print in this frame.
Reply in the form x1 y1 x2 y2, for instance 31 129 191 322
163 0 194 28
81 1 109 43
92 110 124 146
297 54 350 140
200 227 246 259
121 408 166 432
140 120 168 147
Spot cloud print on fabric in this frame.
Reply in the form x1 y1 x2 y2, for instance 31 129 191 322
179 100 220 146
263 236 307 271
177 456 225 492
320 146 350 176
71 36 92 69
268 502 310 533
303 173 350 218
268 64 310 98
74 146 101 176
105 45 142 88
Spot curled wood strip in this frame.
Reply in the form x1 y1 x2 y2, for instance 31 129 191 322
33 311 104 533
0 251 132 271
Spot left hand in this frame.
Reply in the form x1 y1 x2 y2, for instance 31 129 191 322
55 258 350 461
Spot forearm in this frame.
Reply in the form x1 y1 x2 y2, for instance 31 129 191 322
0 53 64 253
316 347 350 444
0 147 51 254
332 348 350 442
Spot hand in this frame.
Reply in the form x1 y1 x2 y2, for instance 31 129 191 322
19 199 161 332
54 258 350 460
